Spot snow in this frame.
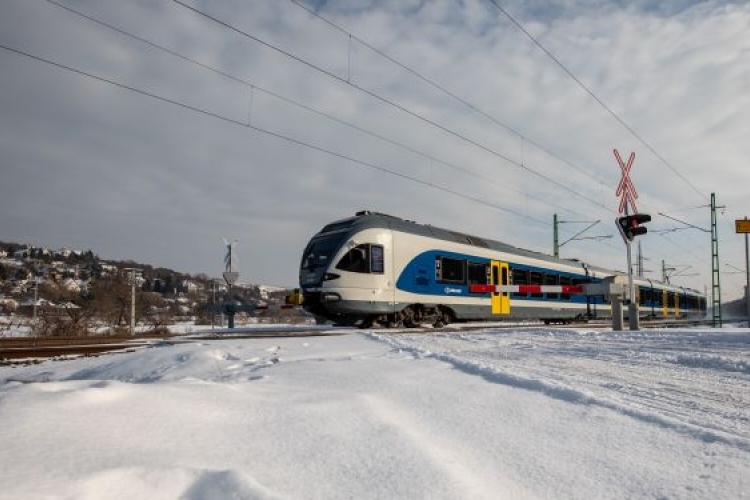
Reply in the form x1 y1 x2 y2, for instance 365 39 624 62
1 326 748 499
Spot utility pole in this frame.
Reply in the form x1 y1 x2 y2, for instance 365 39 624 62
553 213 559 257
33 276 39 324
124 268 140 336
710 193 723 327
222 238 240 329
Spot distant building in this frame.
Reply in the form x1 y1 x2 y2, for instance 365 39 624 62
100 264 118 276
13 248 31 259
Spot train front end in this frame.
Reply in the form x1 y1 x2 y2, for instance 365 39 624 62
298 212 393 326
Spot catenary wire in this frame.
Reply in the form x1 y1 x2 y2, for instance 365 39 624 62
485 0 707 202
178 0 708 265
288 0 608 189
25 2 711 280
36 1 703 267
0 42 552 228
40 0 592 221
169 0 617 215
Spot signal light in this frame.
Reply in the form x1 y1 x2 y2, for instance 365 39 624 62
616 213 651 242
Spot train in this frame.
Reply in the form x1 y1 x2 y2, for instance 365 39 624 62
298 211 707 327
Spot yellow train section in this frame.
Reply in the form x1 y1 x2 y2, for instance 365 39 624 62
491 261 510 315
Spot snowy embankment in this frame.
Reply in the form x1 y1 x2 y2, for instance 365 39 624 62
0 327 748 499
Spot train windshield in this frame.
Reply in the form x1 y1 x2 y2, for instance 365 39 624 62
301 233 346 272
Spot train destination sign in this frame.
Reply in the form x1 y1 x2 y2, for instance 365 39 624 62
735 219 750 234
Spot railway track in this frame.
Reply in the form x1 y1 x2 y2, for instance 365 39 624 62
0 335 163 363
1 318 711 363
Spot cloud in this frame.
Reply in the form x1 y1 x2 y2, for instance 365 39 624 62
0 0 748 298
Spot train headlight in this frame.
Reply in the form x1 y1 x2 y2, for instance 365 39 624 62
323 273 341 281
321 292 341 302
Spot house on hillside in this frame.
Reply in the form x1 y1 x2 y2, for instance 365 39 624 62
13 247 31 259
100 264 118 276
182 280 204 294
61 278 87 294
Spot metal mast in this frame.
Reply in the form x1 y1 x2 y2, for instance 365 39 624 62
710 193 722 327
553 214 559 257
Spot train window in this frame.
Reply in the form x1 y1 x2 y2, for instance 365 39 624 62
639 287 647 306
529 271 543 299
467 262 488 285
370 245 384 274
560 276 573 300
336 244 370 273
511 268 528 298
301 234 346 271
438 257 466 284
545 274 559 300
667 293 675 308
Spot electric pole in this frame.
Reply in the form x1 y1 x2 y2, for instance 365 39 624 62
124 268 141 336
710 193 723 327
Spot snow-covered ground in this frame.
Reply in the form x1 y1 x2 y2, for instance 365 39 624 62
1 326 748 499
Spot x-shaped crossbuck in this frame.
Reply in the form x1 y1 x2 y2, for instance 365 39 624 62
614 149 638 214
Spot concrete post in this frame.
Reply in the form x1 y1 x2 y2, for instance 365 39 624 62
612 295 624 331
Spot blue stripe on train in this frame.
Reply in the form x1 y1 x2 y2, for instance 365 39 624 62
395 250 604 304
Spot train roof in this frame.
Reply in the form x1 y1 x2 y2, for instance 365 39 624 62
318 211 703 296
323 210 609 270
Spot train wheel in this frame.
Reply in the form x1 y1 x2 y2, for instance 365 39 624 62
401 306 419 328
432 307 450 328
358 317 374 329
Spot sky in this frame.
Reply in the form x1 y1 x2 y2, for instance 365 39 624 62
1 0 750 299
1 325 749 498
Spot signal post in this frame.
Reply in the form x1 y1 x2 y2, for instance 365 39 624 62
614 150 650 331
736 218 750 326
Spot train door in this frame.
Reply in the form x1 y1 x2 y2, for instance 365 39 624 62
662 289 669 317
675 292 680 317
490 261 510 315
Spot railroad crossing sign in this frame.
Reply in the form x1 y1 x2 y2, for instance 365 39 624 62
614 149 637 214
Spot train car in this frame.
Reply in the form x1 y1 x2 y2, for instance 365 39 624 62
631 277 706 319
299 211 706 327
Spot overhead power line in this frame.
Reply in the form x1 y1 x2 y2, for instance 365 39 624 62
0 41 551 227
288 0 607 189
42 0 591 220
41 0 702 266
485 0 707 201
169 0 616 215
657 212 710 233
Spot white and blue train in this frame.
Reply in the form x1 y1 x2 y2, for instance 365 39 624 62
299 211 707 327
